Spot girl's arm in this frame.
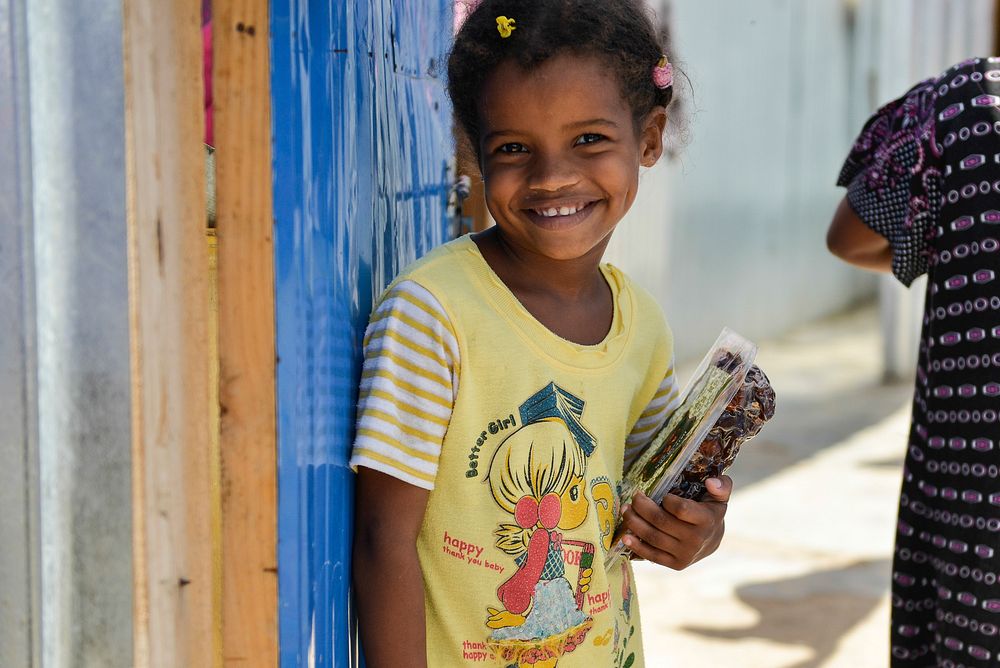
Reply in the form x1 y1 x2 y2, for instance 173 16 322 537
618 475 732 569
826 196 892 273
353 466 431 668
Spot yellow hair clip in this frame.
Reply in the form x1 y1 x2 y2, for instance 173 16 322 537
496 16 516 38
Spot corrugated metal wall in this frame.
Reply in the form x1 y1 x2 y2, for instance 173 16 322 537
850 0 995 378
0 0 40 663
1 0 133 665
607 0 994 362
269 2 453 665
26 2 133 665
607 0 871 361
853 0 994 108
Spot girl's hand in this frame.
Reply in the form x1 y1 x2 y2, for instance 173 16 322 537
615 476 732 570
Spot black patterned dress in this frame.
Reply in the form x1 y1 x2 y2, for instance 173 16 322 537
838 58 1000 666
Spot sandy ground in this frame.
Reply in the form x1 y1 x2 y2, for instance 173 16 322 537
636 305 915 668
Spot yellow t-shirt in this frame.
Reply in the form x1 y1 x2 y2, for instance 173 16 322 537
351 236 677 667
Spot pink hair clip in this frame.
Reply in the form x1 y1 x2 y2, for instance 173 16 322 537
652 55 673 89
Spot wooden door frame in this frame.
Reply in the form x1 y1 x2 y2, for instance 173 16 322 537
123 0 214 663
994 0 1000 54
213 0 279 664
123 0 277 665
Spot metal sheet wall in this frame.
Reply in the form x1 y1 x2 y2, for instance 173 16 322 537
269 2 453 665
606 0 995 363
606 0 871 361
0 0 39 663
0 0 133 665
850 0 995 379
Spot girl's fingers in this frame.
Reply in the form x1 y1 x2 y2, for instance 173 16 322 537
619 512 716 570
619 500 684 555
656 493 705 525
619 486 731 568
632 490 714 530
655 477 732 527
622 533 683 569
703 475 734 503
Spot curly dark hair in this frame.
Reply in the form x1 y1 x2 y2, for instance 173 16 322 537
448 0 674 156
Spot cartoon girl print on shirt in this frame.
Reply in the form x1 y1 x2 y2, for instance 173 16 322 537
484 383 597 668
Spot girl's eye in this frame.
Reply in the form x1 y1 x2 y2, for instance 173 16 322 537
498 142 528 154
575 133 605 146
569 486 580 502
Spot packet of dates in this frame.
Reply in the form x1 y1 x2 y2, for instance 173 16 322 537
606 328 776 568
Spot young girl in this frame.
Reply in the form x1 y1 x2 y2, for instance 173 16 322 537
351 2 732 666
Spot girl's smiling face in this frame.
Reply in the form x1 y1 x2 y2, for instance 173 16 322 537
477 53 665 262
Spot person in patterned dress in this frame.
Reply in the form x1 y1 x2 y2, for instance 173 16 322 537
827 57 1000 666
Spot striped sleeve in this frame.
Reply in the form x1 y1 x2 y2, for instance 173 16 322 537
349 279 459 490
623 361 681 470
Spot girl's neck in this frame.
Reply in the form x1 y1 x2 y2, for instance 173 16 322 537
471 227 614 345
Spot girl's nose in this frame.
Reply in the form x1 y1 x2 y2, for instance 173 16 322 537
527 153 580 193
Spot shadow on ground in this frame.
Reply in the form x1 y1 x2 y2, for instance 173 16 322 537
727 381 912 491
682 559 892 668
860 454 906 470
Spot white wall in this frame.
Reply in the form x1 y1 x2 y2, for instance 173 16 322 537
608 0 874 361
851 0 995 379
607 0 995 363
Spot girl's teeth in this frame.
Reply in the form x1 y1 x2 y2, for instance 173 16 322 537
535 204 583 217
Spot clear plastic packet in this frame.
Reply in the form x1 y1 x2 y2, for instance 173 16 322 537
668 364 776 501
606 328 758 568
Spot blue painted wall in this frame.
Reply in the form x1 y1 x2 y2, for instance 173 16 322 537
269 2 453 665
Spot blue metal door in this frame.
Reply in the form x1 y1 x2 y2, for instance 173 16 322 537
269 1 453 665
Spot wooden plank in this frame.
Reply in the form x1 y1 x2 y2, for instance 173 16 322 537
455 131 492 232
213 1 279 665
995 0 1000 53
464 178 492 232
122 0 216 665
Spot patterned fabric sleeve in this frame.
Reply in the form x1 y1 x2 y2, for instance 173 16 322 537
836 77 942 286
623 361 681 470
350 280 460 490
